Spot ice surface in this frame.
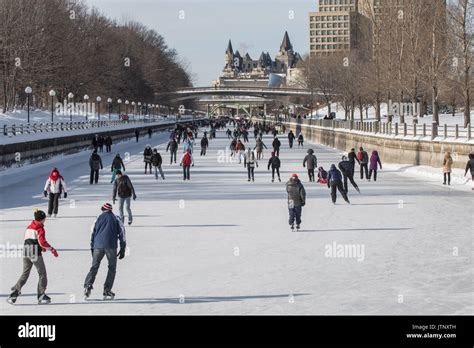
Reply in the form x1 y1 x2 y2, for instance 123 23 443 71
0 128 472 315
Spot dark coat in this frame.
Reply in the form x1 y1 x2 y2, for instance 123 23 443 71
286 178 306 208
201 137 209 148
465 158 474 176
89 153 103 170
338 160 353 176
327 164 343 187
90 211 126 250
303 154 317 170
111 156 125 171
268 156 281 169
143 147 153 163
272 138 281 149
113 175 136 199
151 153 163 167
166 140 178 152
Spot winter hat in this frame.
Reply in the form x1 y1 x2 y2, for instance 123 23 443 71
291 173 298 178
341 155 347 161
115 170 122 175
34 209 46 221
101 203 113 212
93 149 97 154
359 147 364 151
271 152 275 156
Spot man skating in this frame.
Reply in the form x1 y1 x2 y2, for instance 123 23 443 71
110 153 125 183
327 164 350 204
166 138 178 164
303 149 317 182
286 174 306 231
8 209 59 304
200 135 209 156
268 152 281 182
89 150 103 185
180 149 194 180
84 203 126 300
357 147 369 180
338 156 360 193
151 149 165 180
244 148 258 182
112 170 137 225
288 130 295 149
272 137 281 157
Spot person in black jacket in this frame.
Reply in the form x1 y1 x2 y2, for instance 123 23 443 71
84 203 126 300
98 136 104 153
135 129 140 142
303 149 317 182
200 135 209 156
143 145 153 174
166 138 178 164
112 171 136 225
110 154 125 183
151 149 165 180
147 128 152 138
104 135 112 153
358 147 369 180
272 137 281 157
286 174 306 231
297 133 304 147
89 150 103 185
267 152 281 182
465 153 474 190
288 130 295 149
347 148 360 177
338 156 360 193
92 134 100 152
327 164 350 204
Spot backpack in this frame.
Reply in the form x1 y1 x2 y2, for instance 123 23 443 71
117 176 131 197
182 152 192 166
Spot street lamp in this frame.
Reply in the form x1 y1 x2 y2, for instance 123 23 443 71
131 101 136 120
96 96 102 121
68 92 74 121
49 89 56 123
83 94 90 121
138 102 142 119
125 100 129 116
117 99 122 120
25 86 32 123
107 98 112 119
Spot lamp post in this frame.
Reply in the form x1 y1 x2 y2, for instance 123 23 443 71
125 100 129 117
138 102 142 119
131 101 136 120
83 94 90 121
117 99 122 120
25 86 32 123
49 89 56 123
68 92 74 121
107 98 112 119
96 96 102 121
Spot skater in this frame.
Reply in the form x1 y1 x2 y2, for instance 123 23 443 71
244 148 258 182
143 145 153 174
230 138 237 158
303 149 317 182
242 129 249 143
112 170 136 225
286 174 306 231
43 168 67 217
105 135 112 153
89 150 103 185
98 135 104 153
166 138 178 164
338 156 360 193
442 151 453 185
8 209 59 305
92 134 100 152
151 149 165 180
254 137 267 160
369 150 382 182
135 129 140 142
357 147 369 180
111 153 126 183
288 130 295 149
183 136 194 154
272 137 281 157
226 128 232 139
236 140 246 164
147 127 153 139
327 164 350 204
317 166 328 184
200 134 209 156
297 133 304 147
267 152 281 182
464 153 474 190
348 148 360 177
84 203 126 300
180 149 194 180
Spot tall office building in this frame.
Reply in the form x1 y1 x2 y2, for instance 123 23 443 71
309 0 368 56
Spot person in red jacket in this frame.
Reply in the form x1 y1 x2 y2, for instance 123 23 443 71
180 149 194 180
8 209 59 304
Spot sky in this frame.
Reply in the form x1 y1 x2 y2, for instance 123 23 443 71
85 0 317 86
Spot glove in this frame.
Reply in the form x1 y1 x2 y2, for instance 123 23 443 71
192 164 194 167
43 191 48 197
117 248 126 260
91 249 94 257
63 192 67 199
50 247 59 257
180 163 182 166
133 194 137 201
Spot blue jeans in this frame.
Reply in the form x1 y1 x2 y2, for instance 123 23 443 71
84 249 117 291
288 207 302 226
118 197 132 223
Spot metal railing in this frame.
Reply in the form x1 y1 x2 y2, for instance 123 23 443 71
3 115 196 136
284 118 472 141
